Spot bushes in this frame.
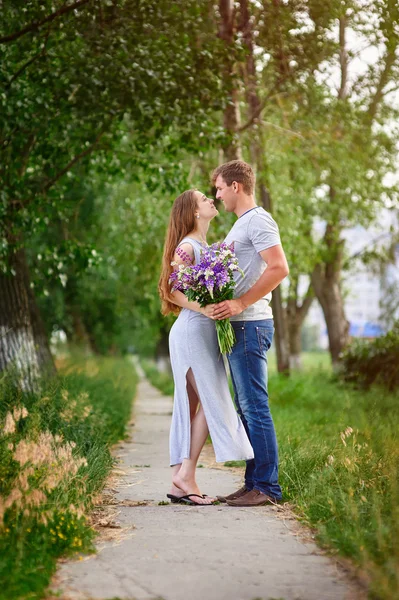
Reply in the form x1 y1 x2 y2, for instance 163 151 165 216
340 322 399 391
0 356 137 600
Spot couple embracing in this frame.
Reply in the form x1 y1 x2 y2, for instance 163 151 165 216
158 160 289 506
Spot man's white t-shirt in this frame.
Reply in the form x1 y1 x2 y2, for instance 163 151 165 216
224 206 281 321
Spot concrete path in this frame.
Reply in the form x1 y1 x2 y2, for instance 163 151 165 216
53 369 360 600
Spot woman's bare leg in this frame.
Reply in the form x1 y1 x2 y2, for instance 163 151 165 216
169 376 200 497
172 369 213 504
187 378 200 421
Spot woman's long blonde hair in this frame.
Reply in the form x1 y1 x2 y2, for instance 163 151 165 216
158 190 198 316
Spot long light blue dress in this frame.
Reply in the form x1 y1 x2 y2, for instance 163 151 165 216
168 237 254 466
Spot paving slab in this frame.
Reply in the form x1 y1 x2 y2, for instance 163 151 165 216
53 367 360 600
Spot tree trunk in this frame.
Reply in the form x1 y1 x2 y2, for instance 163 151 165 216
287 307 302 370
310 19 349 367
311 13 398 365
218 0 242 161
155 324 172 374
270 286 290 374
237 0 290 374
64 278 95 353
0 247 56 391
311 221 350 366
311 263 349 366
70 310 91 346
286 278 314 370
259 183 290 374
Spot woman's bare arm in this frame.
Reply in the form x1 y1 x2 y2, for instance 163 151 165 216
169 243 214 317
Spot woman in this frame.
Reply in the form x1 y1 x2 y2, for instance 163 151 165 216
158 189 253 506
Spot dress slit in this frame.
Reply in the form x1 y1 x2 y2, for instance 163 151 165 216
168 237 254 467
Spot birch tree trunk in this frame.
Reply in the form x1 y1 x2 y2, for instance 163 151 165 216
0 247 56 391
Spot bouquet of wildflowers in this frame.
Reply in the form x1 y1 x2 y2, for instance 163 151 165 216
169 242 243 354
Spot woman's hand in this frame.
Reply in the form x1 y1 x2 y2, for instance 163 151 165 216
200 304 215 319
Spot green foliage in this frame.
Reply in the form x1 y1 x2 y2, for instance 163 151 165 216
0 354 137 600
0 0 225 269
32 139 236 355
240 0 399 333
141 359 174 396
223 460 245 468
2 0 399 367
0 0 233 371
339 322 399 391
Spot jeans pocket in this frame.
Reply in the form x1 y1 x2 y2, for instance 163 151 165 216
256 326 273 353
231 324 245 352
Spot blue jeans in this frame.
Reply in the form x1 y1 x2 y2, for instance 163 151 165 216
228 319 282 500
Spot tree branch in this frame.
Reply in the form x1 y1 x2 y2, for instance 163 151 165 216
366 47 398 122
6 24 52 90
6 52 45 90
260 119 304 139
338 16 348 100
343 231 394 269
218 0 235 43
239 0 261 120
237 86 285 133
298 283 314 322
383 81 399 96
10 128 108 211
18 134 37 177
43 129 105 193
0 0 91 44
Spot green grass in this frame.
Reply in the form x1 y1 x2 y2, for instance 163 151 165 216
0 354 137 600
271 371 399 600
223 460 246 468
141 359 174 396
143 355 399 600
267 350 332 373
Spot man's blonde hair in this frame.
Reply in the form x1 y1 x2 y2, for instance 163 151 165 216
212 160 255 195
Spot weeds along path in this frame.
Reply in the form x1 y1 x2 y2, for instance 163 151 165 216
52 367 360 600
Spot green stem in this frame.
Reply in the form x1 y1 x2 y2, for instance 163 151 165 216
215 319 236 354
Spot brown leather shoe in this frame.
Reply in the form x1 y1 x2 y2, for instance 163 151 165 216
216 485 249 503
226 488 280 507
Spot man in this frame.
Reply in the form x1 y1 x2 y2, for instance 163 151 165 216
212 160 289 506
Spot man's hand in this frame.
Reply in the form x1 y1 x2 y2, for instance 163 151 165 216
213 299 245 320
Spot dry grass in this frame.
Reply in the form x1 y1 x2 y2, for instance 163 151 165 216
0 355 137 600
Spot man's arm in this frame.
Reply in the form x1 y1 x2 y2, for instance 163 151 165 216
213 244 289 320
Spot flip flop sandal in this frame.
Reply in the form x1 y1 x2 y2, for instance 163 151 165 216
166 494 186 504
179 494 215 506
